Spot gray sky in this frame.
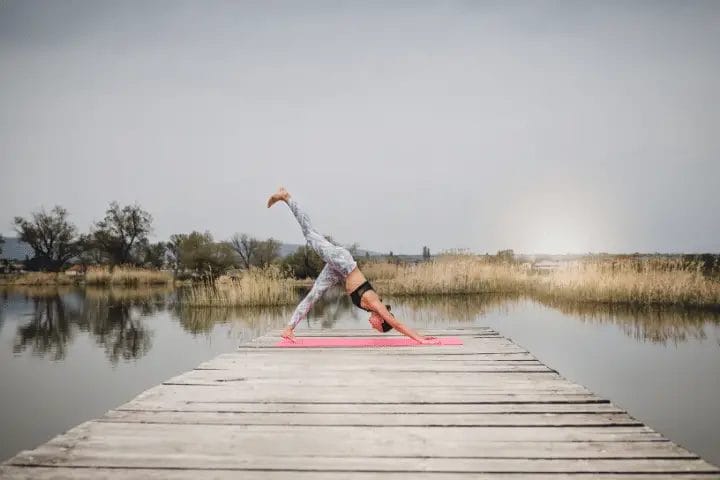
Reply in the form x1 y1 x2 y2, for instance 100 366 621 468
2 1 719 254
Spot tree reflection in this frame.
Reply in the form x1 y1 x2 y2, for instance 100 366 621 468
7 284 720 363
0 288 7 332
78 299 152 363
13 293 74 360
174 304 290 344
9 286 171 363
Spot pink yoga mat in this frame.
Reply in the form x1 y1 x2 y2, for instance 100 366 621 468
275 336 463 348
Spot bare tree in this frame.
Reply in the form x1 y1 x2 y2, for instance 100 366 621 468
91 202 153 266
167 234 188 279
254 238 281 268
230 233 258 269
178 231 236 279
14 206 79 271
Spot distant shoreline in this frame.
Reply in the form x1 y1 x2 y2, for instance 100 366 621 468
3 255 719 310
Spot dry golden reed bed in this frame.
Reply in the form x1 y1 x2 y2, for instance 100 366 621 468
182 265 297 307
363 256 720 308
1 267 173 287
5 256 718 308
84 266 173 286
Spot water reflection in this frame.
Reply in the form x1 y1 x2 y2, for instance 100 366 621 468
13 292 74 360
6 287 171 363
2 286 719 363
537 299 720 346
79 289 160 363
175 304 291 344
390 293 523 326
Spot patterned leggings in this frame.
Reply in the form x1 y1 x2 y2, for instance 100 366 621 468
287 198 357 328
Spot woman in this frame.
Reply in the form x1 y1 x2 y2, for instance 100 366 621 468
267 187 439 344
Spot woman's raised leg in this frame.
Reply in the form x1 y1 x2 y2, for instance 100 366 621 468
285 196 357 275
287 264 342 330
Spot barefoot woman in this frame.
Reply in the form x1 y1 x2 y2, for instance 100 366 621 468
268 187 438 344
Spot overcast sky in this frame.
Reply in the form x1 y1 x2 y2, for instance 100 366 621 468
1 1 719 255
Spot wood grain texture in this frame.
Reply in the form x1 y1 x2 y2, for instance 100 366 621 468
3 327 718 478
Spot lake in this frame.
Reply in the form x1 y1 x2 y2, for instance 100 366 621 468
1 286 719 467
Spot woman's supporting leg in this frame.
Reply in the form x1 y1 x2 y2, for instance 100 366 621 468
288 264 342 329
286 197 357 275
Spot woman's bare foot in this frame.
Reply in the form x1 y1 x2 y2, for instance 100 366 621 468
267 187 290 208
281 325 296 342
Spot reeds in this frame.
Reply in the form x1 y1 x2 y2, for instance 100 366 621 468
182 265 297 307
84 266 173 286
4 272 77 286
364 255 529 296
363 256 720 308
531 259 720 307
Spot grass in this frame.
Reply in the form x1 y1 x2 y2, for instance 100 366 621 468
1 267 173 286
84 266 173 286
362 255 720 308
4 255 718 309
182 265 297 307
0 272 77 286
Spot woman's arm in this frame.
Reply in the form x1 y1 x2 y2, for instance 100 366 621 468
368 300 437 344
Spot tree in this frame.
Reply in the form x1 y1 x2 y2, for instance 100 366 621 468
282 245 324 279
230 234 281 269
254 238 281 268
142 242 167 269
0 234 4 256
167 234 188 278
422 246 431 259
178 231 236 279
497 249 515 263
13 206 79 271
91 202 153 266
230 233 259 269
76 234 107 266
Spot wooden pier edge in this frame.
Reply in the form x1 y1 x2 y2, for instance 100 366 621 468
2 327 718 479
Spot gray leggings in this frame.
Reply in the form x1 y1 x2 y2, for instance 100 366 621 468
287 198 357 328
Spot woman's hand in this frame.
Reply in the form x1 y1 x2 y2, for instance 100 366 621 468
368 312 384 332
418 336 440 345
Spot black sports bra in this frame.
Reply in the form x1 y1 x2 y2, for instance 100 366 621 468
350 280 394 332
350 280 374 312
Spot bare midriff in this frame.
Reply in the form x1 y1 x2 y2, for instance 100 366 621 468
344 266 367 294
344 266 382 311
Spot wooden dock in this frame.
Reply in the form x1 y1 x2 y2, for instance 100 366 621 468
2 327 718 479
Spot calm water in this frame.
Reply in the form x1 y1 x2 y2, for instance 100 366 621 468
1 286 719 466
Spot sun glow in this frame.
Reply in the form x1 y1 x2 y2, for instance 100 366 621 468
500 191 613 255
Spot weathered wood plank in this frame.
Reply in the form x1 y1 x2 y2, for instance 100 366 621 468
9 450 718 473
264 331 500 338
101 410 642 427
5 423 696 461
116 401 624 414
198 358 545 367
4 467 718 479
128 383 607 404
265 327 498 335
33 422 672 451
213 352 538 361
166 371 574 386
4 327 717 478
197 360 551 372
173 369 564 379
236 346 528 353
